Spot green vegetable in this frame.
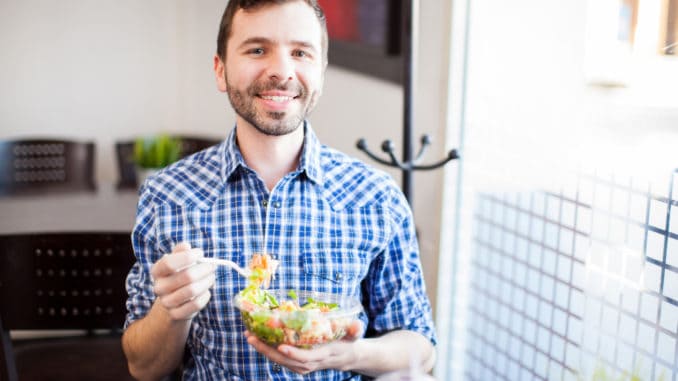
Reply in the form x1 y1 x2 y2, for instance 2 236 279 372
241 311 284 345
239 284 279 307
264 291 279 307
281 310 309 331
302 297 339 311
287 289 298 301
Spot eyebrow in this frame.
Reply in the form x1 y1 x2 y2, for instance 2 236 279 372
238 37 318 53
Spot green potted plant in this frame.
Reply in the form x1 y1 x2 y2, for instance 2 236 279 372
133 134 181 184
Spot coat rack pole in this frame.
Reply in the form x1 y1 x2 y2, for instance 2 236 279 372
355 0 459 206
402 0 416 202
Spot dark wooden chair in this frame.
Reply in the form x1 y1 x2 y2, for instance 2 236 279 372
0 233 135 381
0 139 96 196
115 136 221 189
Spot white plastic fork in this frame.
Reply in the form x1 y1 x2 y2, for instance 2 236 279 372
198 257 251 278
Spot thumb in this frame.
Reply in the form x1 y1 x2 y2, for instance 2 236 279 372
172 241 192 253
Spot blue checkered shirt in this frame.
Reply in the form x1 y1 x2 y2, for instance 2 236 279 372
124 123 436 380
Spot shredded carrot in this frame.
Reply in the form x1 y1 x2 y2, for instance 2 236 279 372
248 253 279 288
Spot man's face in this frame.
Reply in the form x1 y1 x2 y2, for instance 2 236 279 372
215 1 325 136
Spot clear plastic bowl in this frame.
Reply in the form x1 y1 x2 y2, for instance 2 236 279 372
233 289 363 348
375 369 437 381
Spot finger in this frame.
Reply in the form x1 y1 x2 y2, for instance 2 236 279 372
246 334 289 363
273 344 321 374
165 248 204 272
277 344 317 360
159 272 216 308
154 261 214 296
172 241 192 253
247 337 321 375
281 341 358 375
166 289 212 321
151 248 204 279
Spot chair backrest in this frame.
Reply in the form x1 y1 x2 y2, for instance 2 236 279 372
0 232 135 380
115 136 220 189
0 233 134 331
0 139 96 196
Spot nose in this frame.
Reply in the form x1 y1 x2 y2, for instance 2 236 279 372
266 51 294 82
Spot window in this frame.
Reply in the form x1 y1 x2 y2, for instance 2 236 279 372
612 0 677 55
584 0 678 105
663 0 677 54
634 0 678 55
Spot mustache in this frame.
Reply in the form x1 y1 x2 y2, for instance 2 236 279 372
248 79 305 97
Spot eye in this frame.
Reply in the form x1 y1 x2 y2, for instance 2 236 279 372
248 48 265 55
293 50 309 58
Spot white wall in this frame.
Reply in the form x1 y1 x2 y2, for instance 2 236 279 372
0 1 453 311
0 0 185 180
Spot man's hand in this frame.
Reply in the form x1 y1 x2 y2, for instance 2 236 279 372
123 242 215 380
150 242 216 321
244 320 363 375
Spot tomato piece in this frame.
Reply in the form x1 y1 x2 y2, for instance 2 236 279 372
345 320 362 338
266 316 283 328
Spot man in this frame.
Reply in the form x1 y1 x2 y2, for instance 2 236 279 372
122 1 436 380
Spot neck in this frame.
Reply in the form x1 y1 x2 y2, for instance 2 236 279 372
235 119 305 191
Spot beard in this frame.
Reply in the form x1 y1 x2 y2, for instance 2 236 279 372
226 76 320 137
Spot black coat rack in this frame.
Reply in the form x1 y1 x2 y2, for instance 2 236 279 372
356 0 459 203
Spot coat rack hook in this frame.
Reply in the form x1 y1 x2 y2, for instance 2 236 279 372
356 135 459 172
354 0 460 203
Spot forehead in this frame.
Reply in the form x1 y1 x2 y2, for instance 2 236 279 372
229 2 322 50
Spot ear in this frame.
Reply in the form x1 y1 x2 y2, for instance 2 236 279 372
213 54 227 93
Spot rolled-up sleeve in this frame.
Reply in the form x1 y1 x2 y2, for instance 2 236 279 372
124 188 159 329
362 187 437 345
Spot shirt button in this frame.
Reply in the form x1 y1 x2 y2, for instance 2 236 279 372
335 272 343 281
272 363 282 372
262 200 268 207
273 201 281 208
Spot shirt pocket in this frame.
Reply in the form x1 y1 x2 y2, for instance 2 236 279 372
300 249 368 293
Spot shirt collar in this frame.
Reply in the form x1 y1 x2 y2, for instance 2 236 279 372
221 126 244 183
221 121 324 185
298 121 323 185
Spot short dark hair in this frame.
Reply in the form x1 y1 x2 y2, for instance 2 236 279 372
216 0 328 64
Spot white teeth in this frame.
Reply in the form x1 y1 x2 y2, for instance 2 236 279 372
260 95 293 102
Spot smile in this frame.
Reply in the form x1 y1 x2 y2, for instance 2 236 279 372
259 95 295 103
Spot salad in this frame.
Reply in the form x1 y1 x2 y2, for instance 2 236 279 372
234 254 362 348
247 253 280 288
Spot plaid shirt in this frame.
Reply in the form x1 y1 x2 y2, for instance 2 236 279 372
124 123 436 381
